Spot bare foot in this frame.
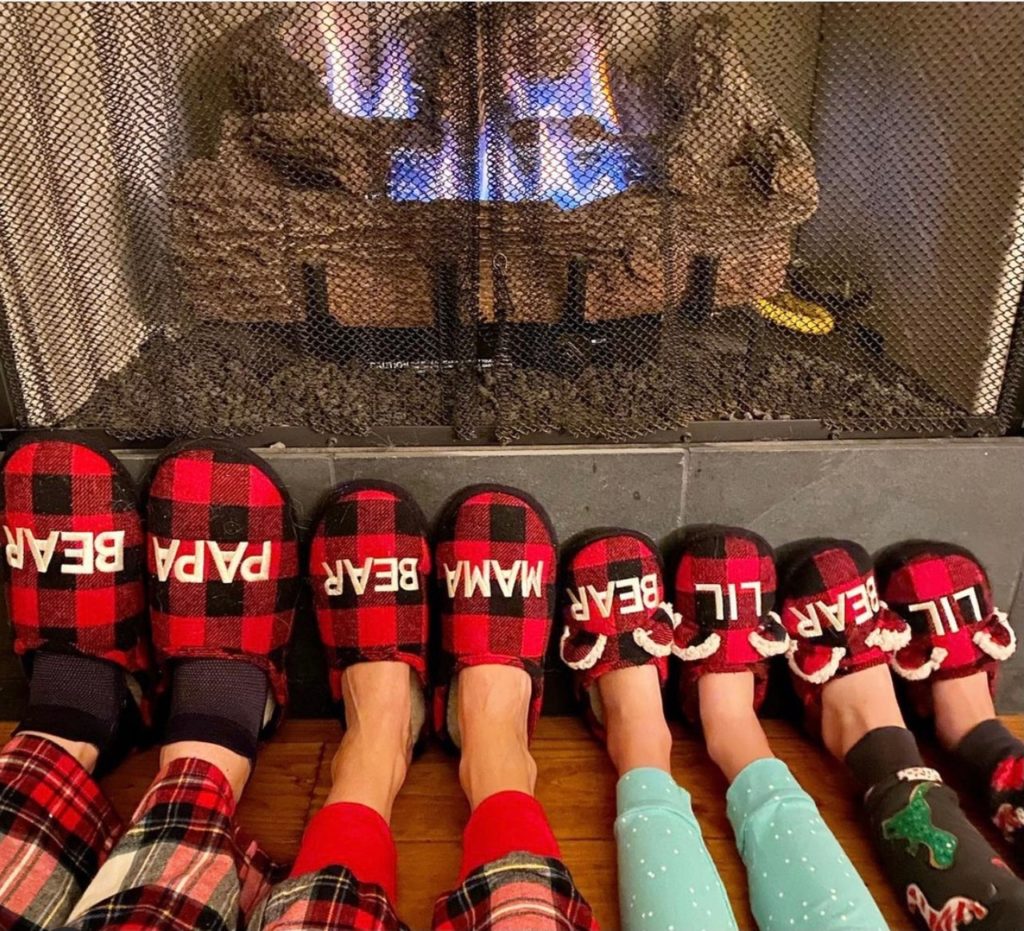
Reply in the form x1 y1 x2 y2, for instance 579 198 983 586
933 670 997 750
820 663 907 760
698 672 774 783
325 661 414 821
457 665 537 810
18 732 100 774
596 665 672 776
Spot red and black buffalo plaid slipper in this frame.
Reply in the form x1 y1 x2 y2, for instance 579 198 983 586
146 439 299 721
779 538 911 710
559 529 676 739
671 526 789 723
0 431 150 678
433 484 557 748
876 540 1014 717
309 480 431 741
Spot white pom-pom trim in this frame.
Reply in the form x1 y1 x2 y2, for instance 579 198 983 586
787 642 846 684
974 610 1017 662
659 601 682 629
865 623 912 653
559 626 607 671
749 611 790 657
672 631 721 662
890 646 949 681
633 627 673 657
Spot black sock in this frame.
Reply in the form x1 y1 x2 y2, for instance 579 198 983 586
18 651 126 751
956 718 1024 785
957 718 1024 844
165 660 268 761
846 725 925 787
847 726 1024 930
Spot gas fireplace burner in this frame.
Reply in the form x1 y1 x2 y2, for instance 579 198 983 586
0 2 1020 442
174 7 817 355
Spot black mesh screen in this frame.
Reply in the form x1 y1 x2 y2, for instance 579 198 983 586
0 3 1022 442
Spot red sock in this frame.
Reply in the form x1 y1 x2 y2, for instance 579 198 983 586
459 790 561 881
290 802 398 901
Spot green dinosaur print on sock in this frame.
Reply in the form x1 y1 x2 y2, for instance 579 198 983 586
882 782 958 869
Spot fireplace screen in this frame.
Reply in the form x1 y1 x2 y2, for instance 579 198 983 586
0 3 1022 442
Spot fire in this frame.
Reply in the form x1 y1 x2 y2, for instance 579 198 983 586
311 6 417 120
384 15 632 209
506 20 620 134
390 123 463 202
287 9 630 207
498 20 629 209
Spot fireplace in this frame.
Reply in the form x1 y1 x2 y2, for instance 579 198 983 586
0 3 1022 443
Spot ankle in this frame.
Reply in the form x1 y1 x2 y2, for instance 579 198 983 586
698 677 773 782
457 665 536 809
820 665 906 760
19 731 99 773
596 665 672 775
604 707 672 775
327 662 415 820
460 736 537 810
160 740 251 804
326 727 409 820
933 672 998 750
166 660 268 762
457 665 532 735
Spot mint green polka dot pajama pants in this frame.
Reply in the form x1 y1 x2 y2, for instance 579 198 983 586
616 759 887 931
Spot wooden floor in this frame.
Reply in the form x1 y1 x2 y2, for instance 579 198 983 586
4 717 1022 930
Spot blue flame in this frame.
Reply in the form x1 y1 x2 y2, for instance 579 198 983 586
383 22 632 209
325 31 417 120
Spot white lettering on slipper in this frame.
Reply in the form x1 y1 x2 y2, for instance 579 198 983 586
907 588 982 635
787 576 880 638
694 581 763 620
566 573 660 622
152 538 271 583
443 560 545 599
321 557 420 596
3 526 124 574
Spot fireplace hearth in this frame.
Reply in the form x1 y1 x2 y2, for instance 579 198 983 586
0 3 1021 442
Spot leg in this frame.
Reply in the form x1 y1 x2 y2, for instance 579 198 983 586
63 749 250 931
432 664 596 931
431 487 596 931
668 526 883 929
63 441 305 931
601 666 739 931
0 648 128 930
246 663 410 931
700 673 886 931
827 667 1024 930
937 675 1024 845
249 479 435 931
0 734 120 931
62 663 279 931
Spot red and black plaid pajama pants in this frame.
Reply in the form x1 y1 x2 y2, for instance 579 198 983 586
0 736 598 931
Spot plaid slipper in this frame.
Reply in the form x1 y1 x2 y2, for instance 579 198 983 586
779 539 911 707
876 541 1014 716
559 529 676 739
0 430 151 701
309 480 431 740
146 439 299 718
433 484 557 749
670 526 789 723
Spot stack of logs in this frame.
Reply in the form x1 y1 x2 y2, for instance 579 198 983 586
170 6 818 346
